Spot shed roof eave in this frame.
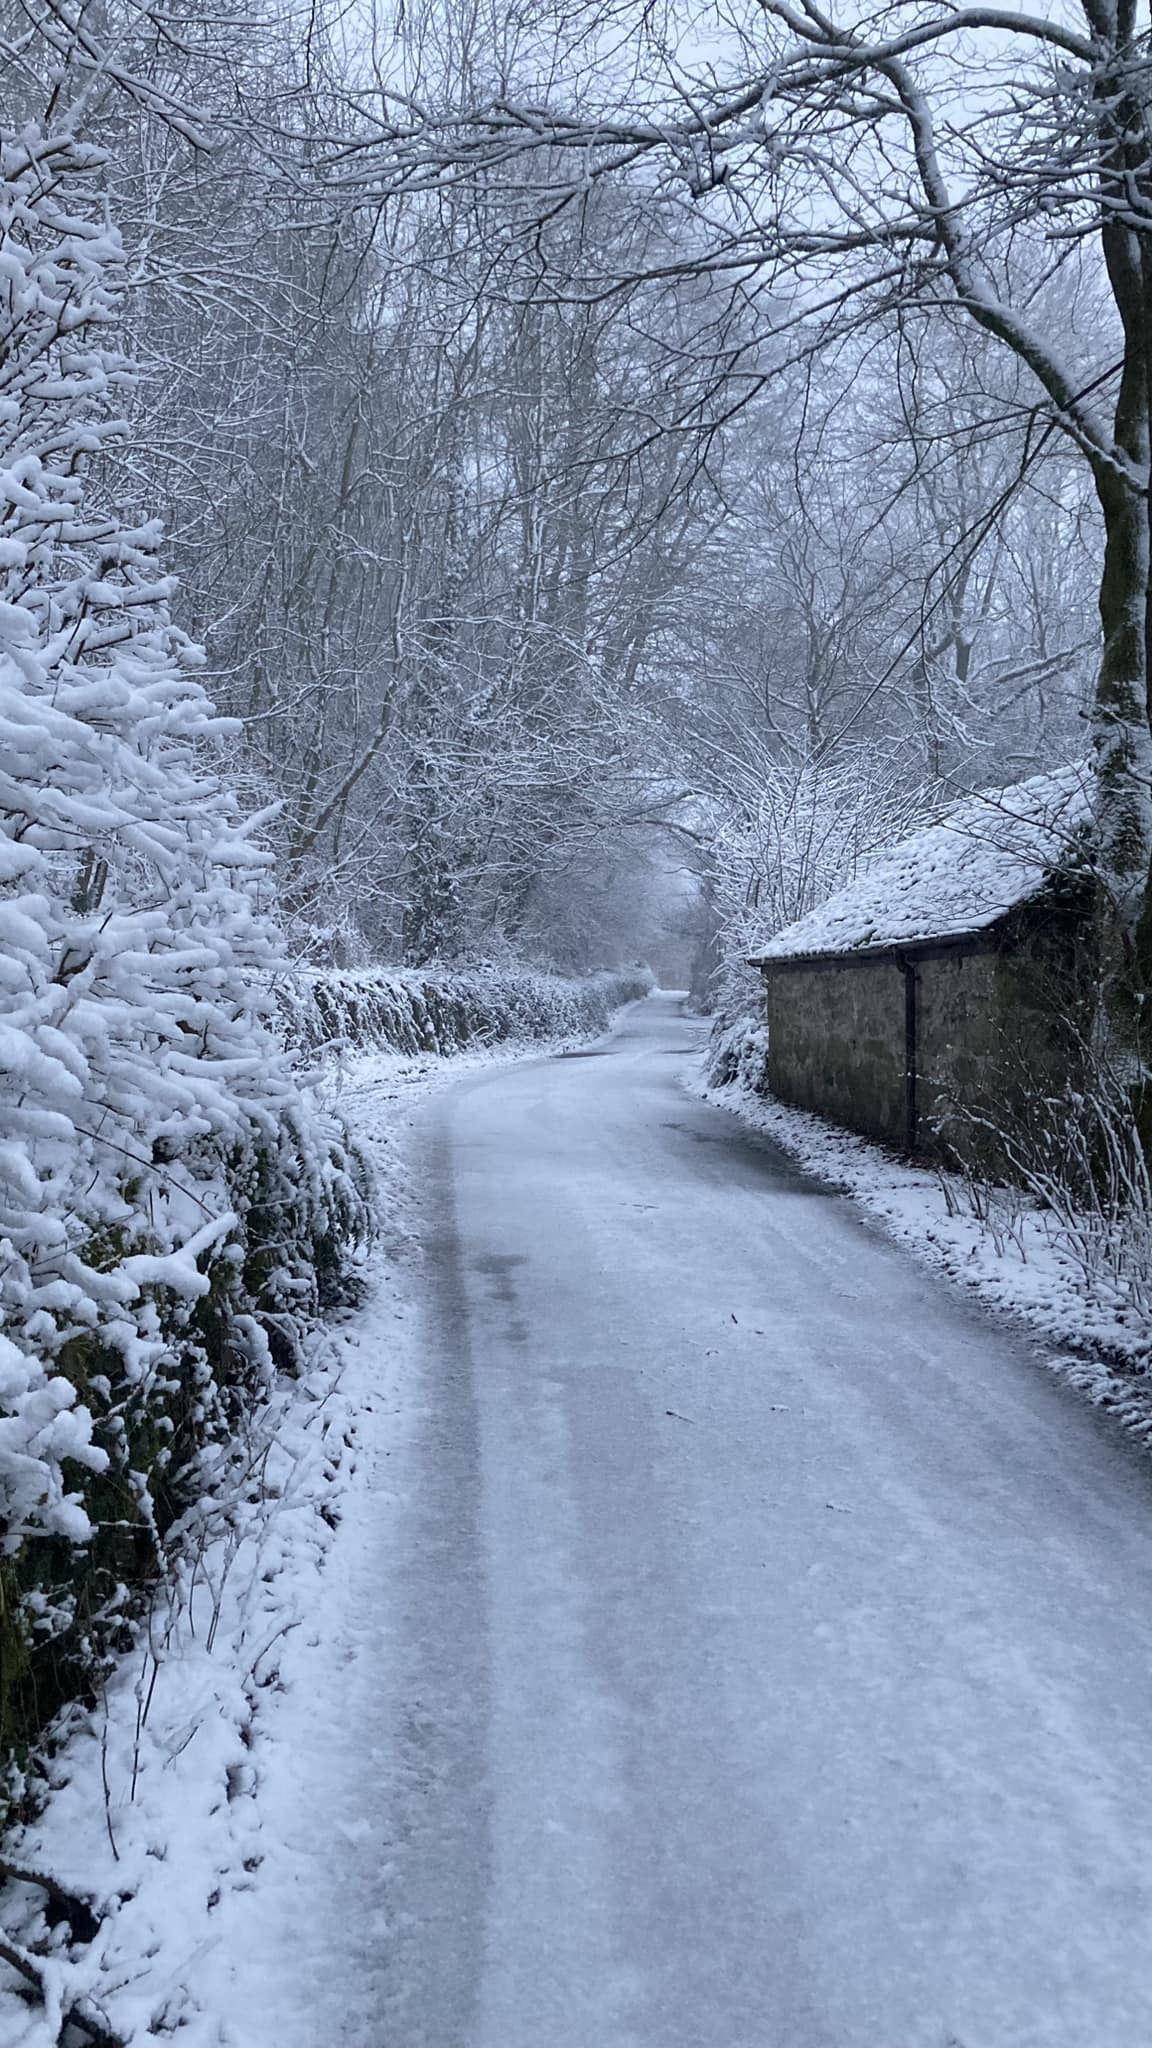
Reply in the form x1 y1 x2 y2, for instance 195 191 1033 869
747 922 1005 972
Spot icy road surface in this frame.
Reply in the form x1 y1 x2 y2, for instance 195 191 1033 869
261 994 1152 2048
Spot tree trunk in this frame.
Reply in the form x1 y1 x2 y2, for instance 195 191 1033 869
1093 460 1152 1033
1089 56 1152 1052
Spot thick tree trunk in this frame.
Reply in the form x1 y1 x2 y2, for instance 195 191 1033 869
1090 61 1152 1055
1092 463 1152 1016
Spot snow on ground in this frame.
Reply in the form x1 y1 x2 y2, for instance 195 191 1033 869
699 1065 1152 1438
0 1034 570 2048
7 1005 1150 2044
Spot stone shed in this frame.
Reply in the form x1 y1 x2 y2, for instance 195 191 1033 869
747 766 1095 1164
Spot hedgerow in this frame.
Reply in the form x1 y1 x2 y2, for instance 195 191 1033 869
276 962 654 1059
0 124 370 1811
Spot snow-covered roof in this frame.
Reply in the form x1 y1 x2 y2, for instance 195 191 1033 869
750 764 1092 965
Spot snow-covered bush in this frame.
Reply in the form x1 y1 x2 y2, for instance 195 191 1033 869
705 1014 771 1093
0 126 368 1791
704 751 933 1023
277 962 654 1059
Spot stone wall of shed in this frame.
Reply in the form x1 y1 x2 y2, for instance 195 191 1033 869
764 958 907 1144
763 919 1088 1168
919 926 1091 1168
916 950 1002 1148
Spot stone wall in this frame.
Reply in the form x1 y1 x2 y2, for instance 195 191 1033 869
916 949 1002 1147
764 956 907 1144
762 907 1089 1166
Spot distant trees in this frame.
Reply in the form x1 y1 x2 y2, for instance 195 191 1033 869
633 315 1096 998
324 0 1150 1030
0 0 1123 1001
97 55 757 964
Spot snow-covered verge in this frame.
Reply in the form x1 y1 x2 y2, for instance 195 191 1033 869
277 962 654 1059
0 1012 637 2045
0 1050 433 2048
702 1023 1152 1432
0 1318 371 2047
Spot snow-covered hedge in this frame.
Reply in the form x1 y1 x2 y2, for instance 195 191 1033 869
705 1012 770 1093
0 126 369 1804
277 963 655 1060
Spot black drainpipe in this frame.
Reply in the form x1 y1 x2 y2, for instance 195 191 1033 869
899 953 919 1154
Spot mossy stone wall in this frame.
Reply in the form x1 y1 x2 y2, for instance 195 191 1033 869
764 956 906 1143
916 950 1003 1144
762 895 1092 1166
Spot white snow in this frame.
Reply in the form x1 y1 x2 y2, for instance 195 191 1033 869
699 1063 1152 1421
0 1030 618 2047
8 1001 1152 2048
751 762 1092 960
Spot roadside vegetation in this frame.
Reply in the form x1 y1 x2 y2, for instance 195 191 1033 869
4 0 1152 2030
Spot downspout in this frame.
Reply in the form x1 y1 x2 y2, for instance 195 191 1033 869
899 954 919 1154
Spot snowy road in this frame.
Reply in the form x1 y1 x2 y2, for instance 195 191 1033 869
268 994 1152 2048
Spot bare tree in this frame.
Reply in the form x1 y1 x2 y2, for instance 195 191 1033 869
321 0 1152 1032
6 0 1118 986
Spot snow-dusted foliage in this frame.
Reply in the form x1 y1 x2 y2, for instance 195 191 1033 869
0 126 368 1777
279 963 655 1059
703 753 933 1020
705 1013 771 1094
754 766 1093 963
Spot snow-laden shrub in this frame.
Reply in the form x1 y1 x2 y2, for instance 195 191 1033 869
705 1015 771 1094
278 962 654 1059
0 127 368 1786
